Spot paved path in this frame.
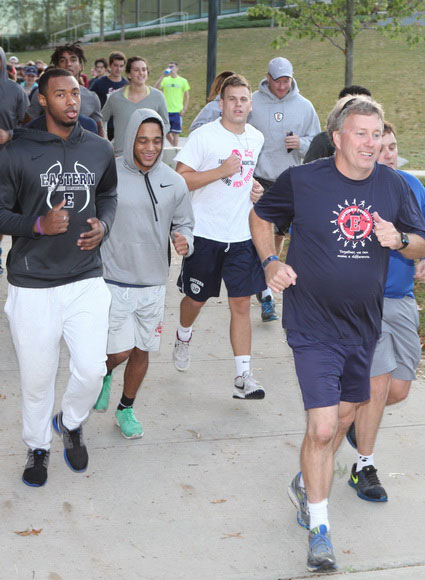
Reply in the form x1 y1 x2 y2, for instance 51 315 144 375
0 237 424 579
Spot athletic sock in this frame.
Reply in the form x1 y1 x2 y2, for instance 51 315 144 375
235 355 251 377
308 498 330 531
117 395 135 411
261 288 272 300
299 472 305 488
356 453 374 471
177 324 192 342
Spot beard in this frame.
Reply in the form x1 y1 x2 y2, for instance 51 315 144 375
59 119 78 128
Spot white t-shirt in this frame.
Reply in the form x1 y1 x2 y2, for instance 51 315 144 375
175 118 264 243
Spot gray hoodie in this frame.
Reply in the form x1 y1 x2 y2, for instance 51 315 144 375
0 47 29 141
249 78 320 181
101 108 194 286
189 96 221 133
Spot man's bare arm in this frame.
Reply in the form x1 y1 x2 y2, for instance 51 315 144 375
176 156 241 191
398 233 425 259
181 91 190 116
249 209 297 292
154 75 164 89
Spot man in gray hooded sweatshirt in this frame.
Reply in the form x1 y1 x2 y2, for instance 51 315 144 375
249 57 320 321
95 108 194 439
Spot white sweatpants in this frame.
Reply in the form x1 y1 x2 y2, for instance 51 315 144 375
5 277 111 450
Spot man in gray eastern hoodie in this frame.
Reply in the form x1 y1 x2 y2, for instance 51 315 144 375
96 108 195 439
249 57 320 322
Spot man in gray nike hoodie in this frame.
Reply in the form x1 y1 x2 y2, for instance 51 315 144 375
96 108 194 439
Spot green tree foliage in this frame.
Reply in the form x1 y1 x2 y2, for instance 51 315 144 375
248 0 425 85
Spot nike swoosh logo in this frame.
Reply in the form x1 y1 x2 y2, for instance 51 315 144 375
31 154 43 160
160 183 172 188
352 475 358 484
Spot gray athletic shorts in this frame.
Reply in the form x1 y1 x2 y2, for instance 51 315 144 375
370 296 421 380
106 283 166 354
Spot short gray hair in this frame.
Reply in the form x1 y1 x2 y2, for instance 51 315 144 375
327 96 384 146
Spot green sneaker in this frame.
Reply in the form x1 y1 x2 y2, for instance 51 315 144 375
93 373 112 412
115 408 144 439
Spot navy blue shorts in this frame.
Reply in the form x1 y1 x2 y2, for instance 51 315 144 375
286 330 376 410
168 112 182 133
177 236 266 302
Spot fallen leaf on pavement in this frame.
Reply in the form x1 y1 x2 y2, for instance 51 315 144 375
14 528 42 536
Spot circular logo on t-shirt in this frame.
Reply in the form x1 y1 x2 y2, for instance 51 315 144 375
336 205 374 240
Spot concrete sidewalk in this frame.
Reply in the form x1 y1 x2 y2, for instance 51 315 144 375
0 238 424 579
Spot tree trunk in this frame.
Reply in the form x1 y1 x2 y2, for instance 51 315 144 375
42 0 51 37
120 0 125 42
206 0 218 100
100 0 105 42
344 0 354 85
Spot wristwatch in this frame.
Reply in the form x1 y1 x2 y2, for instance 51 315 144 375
396 232 409 250
262 255 279 268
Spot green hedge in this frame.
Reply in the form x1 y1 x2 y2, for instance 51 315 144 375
5 31 49 51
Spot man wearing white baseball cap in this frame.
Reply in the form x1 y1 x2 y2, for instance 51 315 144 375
249 57 320 322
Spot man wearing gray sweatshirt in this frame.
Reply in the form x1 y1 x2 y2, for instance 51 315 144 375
95 108 194 439
249 57 320 322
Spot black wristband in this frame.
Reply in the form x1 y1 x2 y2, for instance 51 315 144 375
262 255 279 269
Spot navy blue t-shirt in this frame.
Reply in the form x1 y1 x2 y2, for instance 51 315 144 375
90 76 128 107
254 157 425 344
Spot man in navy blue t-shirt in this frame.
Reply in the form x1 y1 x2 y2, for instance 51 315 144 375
90 51 128 140
250 97 425 573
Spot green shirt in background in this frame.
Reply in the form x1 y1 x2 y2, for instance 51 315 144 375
160 76 190 112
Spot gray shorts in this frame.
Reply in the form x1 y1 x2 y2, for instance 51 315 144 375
106 283 166 354
370 296 421 380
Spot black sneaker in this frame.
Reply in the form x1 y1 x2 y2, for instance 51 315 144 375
346 421 357 449
22 448 50 487
348 463 388 502
52 412 88 472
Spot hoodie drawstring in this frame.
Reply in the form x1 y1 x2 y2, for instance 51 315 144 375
143 172 158 222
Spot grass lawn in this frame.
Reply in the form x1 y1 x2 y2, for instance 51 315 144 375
16 26 425 167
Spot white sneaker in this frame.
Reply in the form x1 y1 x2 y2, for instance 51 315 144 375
172 333 191 371
233 371 265 399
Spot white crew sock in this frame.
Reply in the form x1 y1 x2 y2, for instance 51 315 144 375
235 355 251 377
261 288 272 300
308 498 330 531
356 453 374 471
177 325 192 342
299 472 305 488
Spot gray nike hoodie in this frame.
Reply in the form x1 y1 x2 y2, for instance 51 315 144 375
101 108 194 286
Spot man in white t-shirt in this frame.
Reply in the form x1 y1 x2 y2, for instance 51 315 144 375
172 74 267 399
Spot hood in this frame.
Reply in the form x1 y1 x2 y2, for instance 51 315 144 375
13 119 85 144
258 76 300 103
0 47 8 83
122 108 165 173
